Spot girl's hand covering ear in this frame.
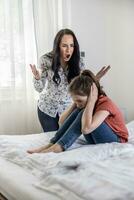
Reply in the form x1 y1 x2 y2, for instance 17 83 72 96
88 83 98 104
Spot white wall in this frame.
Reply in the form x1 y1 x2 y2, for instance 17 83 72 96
67 0 134 122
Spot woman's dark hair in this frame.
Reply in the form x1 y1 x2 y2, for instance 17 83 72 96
51 29 80 85
69 70 106 97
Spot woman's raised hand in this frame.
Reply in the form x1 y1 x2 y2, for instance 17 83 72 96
96 65 111 81
30 64 40 80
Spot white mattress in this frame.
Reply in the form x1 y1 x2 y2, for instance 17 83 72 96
0 132 62 200
0 158 59 200
0 132 84 200
0 121 134 200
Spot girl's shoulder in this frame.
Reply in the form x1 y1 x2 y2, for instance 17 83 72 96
97 95 114 107
98 95 109 102
96 95 119 116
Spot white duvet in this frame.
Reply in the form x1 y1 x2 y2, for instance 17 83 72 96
0 121 134 200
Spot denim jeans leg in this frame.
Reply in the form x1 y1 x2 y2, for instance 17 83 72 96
84 122 120 144
56 110 84 150
38 107 59 132
50 108 81 144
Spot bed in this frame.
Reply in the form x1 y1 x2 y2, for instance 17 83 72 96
0 121 134 200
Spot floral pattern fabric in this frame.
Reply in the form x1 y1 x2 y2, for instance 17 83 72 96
33 52 84 117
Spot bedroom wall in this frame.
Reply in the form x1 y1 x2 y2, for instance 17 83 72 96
66 0 134 122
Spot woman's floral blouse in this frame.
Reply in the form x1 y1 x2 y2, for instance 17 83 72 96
33 52 85 117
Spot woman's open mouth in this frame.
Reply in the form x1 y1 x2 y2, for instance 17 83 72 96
66 54 70 58
64 54 71 60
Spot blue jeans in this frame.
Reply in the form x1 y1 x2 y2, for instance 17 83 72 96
50 108 120 150
38 107 59 132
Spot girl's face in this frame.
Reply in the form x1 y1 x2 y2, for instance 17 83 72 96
59 34 74 64
71 94 88 109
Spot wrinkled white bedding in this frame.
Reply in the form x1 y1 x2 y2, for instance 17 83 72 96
0 121 134 200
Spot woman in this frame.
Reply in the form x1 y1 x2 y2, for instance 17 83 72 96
27 70 128 154
30 28 110 132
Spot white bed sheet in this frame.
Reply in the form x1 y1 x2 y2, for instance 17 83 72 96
0 132 84 200
0 121 134 200
0 158 59 200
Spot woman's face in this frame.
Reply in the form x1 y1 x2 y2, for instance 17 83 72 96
59 34 74 63
71 94 88 109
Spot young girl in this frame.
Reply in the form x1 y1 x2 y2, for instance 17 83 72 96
27 70 128 154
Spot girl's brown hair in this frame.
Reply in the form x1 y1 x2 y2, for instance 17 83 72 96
69 69 106 96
